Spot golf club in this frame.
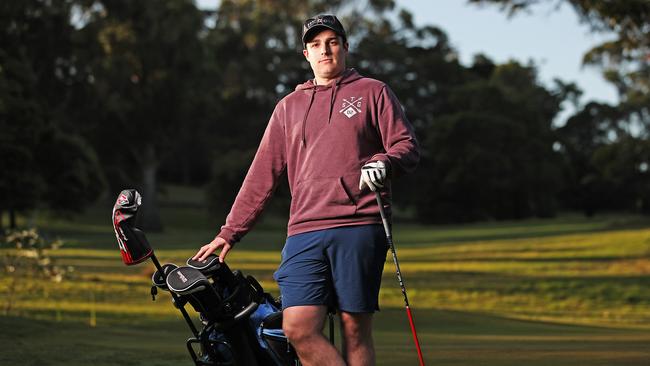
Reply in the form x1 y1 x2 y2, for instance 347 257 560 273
112 189 200 337
375 191 425 366
150 254 200 337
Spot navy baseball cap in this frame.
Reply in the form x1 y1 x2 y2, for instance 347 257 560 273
302 14 347 45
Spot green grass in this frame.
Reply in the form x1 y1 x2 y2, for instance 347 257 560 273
2 185 650 365
1 310 648 366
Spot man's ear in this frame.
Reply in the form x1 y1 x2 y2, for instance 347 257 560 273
344 42 349 52
303 48 309 60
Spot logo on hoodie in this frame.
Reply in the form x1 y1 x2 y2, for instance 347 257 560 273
340 97 363 118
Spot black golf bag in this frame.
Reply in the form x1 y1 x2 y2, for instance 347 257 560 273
112 189 300 366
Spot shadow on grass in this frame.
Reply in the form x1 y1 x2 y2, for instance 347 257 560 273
2 308 649 366
374 308 650 366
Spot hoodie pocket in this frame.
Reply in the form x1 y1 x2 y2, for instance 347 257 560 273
290 175 358 223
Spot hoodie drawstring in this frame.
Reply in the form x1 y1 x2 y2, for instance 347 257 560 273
302 70 351 147
301 88 316 148
328 81 339 124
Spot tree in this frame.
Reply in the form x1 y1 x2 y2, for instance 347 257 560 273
556 102 623 215
420 60 564 222
75 0 208 231
0 0 105 229
0 48 44 228
591 136 650 214
36 128 106 214
471 0 650 216
468 0 649 96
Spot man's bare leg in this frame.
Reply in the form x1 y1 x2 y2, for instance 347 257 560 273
340 311 375 366
283 305 345 366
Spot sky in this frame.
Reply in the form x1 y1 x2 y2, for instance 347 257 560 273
197 0 620 120
397 0 619 114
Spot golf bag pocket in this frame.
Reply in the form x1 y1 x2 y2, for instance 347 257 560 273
205 329 235 364
263 328 296 366
250 299 298 365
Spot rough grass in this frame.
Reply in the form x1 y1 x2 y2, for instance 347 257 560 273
1 185 650 365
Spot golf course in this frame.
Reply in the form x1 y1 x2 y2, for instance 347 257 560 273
4 0 649 364
1 185 648 365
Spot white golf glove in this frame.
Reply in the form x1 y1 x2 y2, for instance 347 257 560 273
359 161 387 192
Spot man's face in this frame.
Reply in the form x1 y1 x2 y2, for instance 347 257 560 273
303 29 348 82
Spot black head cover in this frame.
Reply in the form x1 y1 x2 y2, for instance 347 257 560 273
112 189 153 265
152 263 179 290
187 255 237 289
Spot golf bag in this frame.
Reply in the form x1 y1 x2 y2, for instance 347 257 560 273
112 189 300 366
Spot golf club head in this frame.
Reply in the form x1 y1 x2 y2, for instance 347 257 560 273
166 266 234 322
187 256 265 313
152 263 179 290
186 255 237 289
112 189 153 265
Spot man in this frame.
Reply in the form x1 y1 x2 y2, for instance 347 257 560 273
193 14 419 366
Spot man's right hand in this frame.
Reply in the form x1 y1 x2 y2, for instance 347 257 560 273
359 160 387 192
192 236 232 263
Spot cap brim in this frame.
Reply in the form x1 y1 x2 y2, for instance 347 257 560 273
302 25 342 44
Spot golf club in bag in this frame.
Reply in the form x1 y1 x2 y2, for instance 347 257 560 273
375 191 426 366
112 189 301 366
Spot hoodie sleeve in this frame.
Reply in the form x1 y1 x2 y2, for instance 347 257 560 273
217 103 287 244
368 85 420 176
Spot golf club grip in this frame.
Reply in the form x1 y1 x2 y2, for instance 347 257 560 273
406 306 425 366
374 192 392 239
374 192 411 306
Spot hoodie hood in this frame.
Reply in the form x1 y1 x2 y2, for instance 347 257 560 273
295 68 363 91
295 69 363 147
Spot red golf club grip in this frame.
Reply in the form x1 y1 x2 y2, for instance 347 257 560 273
406 306 425 366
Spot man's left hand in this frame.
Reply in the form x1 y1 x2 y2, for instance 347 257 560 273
359 161 387 192
193 236 232 263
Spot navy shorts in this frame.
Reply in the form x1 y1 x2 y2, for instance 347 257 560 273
273 224 388 313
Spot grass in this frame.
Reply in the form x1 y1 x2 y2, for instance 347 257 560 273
1 185 650 365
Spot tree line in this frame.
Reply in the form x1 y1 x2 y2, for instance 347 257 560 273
1 0 648 230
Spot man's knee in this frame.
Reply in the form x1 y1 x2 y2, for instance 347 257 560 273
283 320 310 344
282 305 327 344
340 312 373 342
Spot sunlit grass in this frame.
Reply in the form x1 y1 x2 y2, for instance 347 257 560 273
2 219 648 330
2 193 650 325
3 193 650 365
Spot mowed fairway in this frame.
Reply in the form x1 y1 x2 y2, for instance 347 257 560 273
1 187 649 365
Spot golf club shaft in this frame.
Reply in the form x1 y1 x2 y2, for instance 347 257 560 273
329 312 335 344
151 254 199 337
375 191 425 366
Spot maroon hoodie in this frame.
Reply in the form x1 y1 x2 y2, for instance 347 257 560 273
217 69 419 244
